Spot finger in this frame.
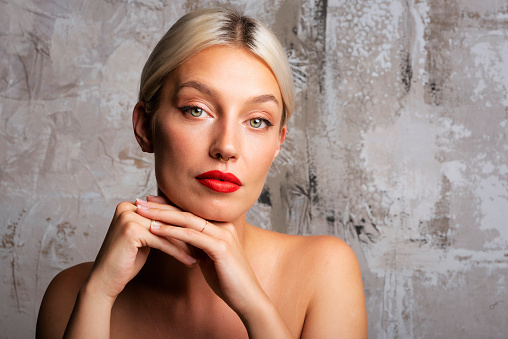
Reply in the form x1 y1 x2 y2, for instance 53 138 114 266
136 199 182 212
149 223 218 257
123 209 194 259
146 194 172 205
162 232 194 256
142 227 197 267
137 206 219 236
138 216 194 256
131 201 194 257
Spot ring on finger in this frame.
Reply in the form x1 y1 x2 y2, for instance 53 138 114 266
200 220 208 233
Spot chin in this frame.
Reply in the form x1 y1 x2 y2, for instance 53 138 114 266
159 186 250 223
187 203 248 223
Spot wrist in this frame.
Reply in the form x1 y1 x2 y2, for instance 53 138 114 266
79 275 116 308
240 296 271 326
63 276 115 338
239 295 294 339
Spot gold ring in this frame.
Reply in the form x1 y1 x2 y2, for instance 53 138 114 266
200 220 208 232
150 219 156 228
219 156 229 162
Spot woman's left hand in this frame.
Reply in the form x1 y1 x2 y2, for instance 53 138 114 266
135 197 266 318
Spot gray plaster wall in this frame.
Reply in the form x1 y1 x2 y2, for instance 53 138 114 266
1 0 507 338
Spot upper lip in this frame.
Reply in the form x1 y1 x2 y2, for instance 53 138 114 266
196 170 242 185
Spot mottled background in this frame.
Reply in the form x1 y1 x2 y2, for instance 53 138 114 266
1 0 507 337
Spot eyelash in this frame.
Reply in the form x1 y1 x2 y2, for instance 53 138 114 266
179 105 207 117
250 117 273 129
178 106 273 129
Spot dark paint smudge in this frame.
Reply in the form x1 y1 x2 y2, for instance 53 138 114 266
400 50 413 93
258 188 272 206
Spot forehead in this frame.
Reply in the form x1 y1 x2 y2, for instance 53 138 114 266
167 45 282 104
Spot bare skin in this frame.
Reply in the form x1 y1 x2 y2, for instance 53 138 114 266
37 204 366 338
36 46 367 338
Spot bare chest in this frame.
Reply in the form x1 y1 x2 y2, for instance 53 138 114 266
110 294 248 339
109 276 308 339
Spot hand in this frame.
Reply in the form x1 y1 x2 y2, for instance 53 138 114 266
86 200 196 302
135 198 267 317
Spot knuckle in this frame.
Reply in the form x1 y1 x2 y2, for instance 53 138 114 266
215 239 229 254
222 226 237 242
116 210 133 225
121 221 138 238
224 233 235 244
115 201 133 214
223 223 236 234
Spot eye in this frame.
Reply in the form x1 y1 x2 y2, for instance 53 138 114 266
179 106 208 118
189 107 203 117
249 117 272 129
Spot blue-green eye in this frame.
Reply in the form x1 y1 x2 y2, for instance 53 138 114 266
189 107 203 117
250 118 263 128
249 117 272 129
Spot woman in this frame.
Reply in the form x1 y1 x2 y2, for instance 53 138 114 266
37 8 367 338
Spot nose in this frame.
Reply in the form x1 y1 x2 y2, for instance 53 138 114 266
209 118 239 163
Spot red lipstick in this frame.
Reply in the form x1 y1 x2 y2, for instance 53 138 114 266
196 170 242 193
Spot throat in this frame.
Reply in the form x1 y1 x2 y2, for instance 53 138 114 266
135 249 206 295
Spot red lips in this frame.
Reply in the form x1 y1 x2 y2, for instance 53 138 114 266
196 170 242 193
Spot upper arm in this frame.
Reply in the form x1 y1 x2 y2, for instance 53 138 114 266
36 262 93 339
300 236 367 339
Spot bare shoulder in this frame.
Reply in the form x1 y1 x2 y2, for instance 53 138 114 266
276 233 367 338
253 228 362 290
36 262 93 339
297 235 360 276
263 231 358 271
290 234 355 258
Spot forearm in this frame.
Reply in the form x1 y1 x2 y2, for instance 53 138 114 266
63 279 115 339
240 296 294 339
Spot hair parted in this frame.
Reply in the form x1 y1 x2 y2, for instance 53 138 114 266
138 8 295 126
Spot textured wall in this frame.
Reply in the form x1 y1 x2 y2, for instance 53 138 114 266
1 0 507 338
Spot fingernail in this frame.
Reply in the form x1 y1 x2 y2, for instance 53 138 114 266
137 205 149 210
136 198 147 205
150 220 160 229
188 256 197 266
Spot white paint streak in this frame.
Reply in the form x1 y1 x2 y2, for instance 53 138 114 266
441 160 467 187
475 175 508 246
361 110 441 223
471 39 508 106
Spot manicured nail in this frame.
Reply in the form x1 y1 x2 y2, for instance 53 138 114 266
188 256 197 266
150 220 160 229
137 204 149 210
136 198 147 205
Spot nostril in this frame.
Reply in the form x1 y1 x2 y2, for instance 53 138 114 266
218 154 231 163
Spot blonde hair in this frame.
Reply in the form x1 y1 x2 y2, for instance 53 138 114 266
139 8 295 126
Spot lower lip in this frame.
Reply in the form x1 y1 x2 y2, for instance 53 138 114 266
197 179 241 193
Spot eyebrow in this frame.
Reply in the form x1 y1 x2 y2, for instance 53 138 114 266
177 81 215 97
248 94 279 107
176 80 280 107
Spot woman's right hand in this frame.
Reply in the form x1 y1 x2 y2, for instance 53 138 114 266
85 200 197 302
53 200 196 339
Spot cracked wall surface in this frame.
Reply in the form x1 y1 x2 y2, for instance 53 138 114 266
1 0 507 337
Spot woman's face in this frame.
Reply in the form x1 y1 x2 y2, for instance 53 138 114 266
144 45 286 222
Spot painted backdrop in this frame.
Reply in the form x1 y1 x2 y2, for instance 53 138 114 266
1 0 507 337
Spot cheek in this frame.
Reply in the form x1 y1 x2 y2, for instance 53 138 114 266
152 124 188 188
153 119 199 159
245 137 280 176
